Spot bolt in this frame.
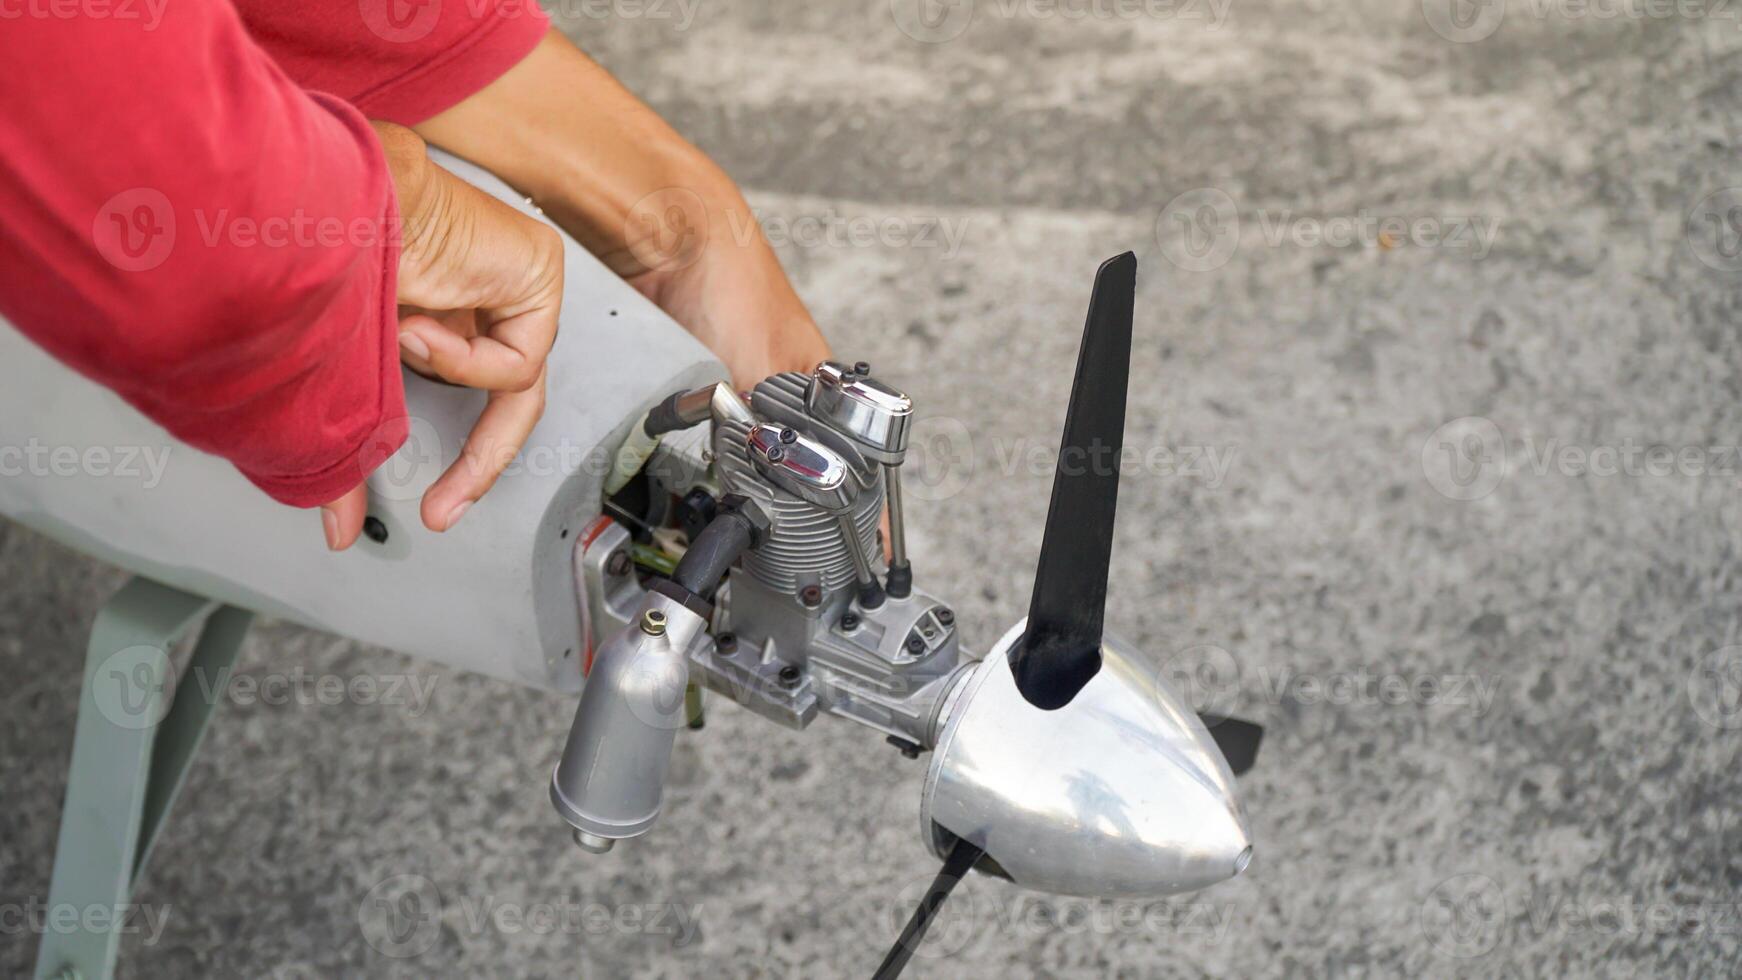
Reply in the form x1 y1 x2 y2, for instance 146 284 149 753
777 664 802 689
362 516 388 544
572 829 616 854
885 735 923 759
854 360 872 376
921 626 936 639
778 426 799 444
936 608 955 627
605 549 631 576
767 446 786 463
799 584 823 608
906 635 926 655
840 611 861 631
715 632 738 656
640 609 667 636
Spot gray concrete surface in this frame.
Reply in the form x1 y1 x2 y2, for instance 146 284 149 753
6 2 1742 976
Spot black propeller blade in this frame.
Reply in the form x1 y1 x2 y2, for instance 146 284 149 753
1197 713 1264 776
871 837 984 980
1009 252 1136 710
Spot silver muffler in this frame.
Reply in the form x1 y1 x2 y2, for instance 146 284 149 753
550 593 707 852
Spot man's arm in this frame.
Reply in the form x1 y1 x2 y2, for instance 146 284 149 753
412 30 832 389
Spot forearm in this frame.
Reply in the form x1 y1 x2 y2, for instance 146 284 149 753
412 30 742 276
412 30 831 387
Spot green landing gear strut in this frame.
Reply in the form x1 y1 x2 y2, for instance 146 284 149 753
35 577 252 980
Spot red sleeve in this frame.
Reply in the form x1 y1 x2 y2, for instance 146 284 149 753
234 0 552 125
0 6 407 508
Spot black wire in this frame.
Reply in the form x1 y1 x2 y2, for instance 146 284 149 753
602 500 654 535
870 838 984 980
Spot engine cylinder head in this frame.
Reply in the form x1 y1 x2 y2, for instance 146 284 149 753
715 416 884 596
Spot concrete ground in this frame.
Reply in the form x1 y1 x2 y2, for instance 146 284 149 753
6 1 1742 976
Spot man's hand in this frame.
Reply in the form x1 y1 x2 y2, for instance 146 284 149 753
320 122 563 550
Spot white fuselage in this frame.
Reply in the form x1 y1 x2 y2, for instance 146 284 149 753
0 152 727 691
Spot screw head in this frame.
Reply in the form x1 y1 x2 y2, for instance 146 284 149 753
778 426 799 444
640 609 668 636
840 611 861 631
936 608 955 626
766 446 786 463
777 664 802 689
906 635 926 655
605 549 631 576
799 585 823 608
853 360 872 376
714 632 738 655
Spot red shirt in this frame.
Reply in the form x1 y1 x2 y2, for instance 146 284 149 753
0 1 548 506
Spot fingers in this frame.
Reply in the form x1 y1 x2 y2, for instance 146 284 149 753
377 154 563 527
399 305 556 393
419 368 547 532
320 483 368 551
393 166 563 393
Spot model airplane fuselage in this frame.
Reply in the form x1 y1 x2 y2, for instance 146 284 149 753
4 151 1257 979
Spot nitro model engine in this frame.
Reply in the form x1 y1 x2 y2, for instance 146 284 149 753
552 362 971 846
548 255 1261 978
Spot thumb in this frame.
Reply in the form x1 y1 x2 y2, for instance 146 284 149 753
320 483 368 551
